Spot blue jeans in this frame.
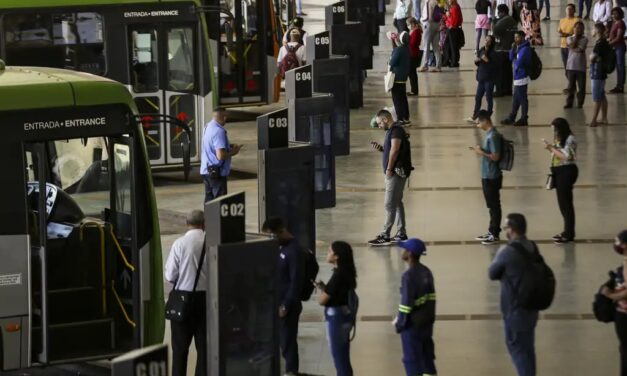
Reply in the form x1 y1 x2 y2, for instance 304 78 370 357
504 320 536 376
325 307 353 376
615 44 626 90
509 84 528 121
400 325 437 376
473 80 495 117
538 0 550 17
202 174 227 204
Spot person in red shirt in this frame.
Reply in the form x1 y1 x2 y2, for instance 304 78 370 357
407 17 423 95
608 7 626 93
443 0 464 67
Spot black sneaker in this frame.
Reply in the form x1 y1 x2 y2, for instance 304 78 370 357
542 16 551 21
392 233 408 243
513 118 528 126
481 234 500 245
501 118 515 125
609 87 624 94
552 233 563 241
475 233 491 241
368 235 392 246
554 236 574 244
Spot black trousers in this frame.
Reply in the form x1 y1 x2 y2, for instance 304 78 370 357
202 174 227 204
391 82 410 121
482 176 502 237
280 303 302 374
171 291 207 376
551 164 578 239
566 70 586 107
494 51 513 96
445 28 462 67
615 311 627 376
408 55 421 94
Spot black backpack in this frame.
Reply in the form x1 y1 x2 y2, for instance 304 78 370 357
498 133 514 171
300 248 319 301
511 242 556 311
593 271 617 323
605 45 616 75
528 47 542 80
393 126 415 178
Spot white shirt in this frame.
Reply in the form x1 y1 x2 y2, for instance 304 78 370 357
277 42 306 66
394 0 413 19
592 0 612 23
164 229 207 292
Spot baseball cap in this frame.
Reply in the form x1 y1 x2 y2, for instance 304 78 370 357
398 238 427 255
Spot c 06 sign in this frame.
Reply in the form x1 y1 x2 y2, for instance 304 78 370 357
295 72 312 81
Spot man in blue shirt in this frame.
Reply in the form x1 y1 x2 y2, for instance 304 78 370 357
261 217 306 376
501 31 532 126
471 110 502 245
200 107 242 203
395 238 437 376
489 213 539 376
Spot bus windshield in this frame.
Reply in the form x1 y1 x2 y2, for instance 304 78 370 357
4 12 106 75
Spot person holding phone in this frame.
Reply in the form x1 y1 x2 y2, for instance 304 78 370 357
316 241 357 376
200 107 242 203
543 118 578 244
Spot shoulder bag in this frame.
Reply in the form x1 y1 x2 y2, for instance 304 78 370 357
165 239 206 322
384 64 395 93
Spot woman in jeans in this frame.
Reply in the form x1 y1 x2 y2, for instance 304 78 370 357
543 118 578 244
601 230 627 376
609 7 626 94
316 241 358 376
467 35 497 123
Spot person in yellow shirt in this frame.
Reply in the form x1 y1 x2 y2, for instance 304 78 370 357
558 4 581 91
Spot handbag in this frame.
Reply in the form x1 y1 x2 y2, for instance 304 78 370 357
165 240 206 322
384 65 395 93
545 174 555 190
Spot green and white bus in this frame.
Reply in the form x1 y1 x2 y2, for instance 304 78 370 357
0 64 164 370
0 0 290 172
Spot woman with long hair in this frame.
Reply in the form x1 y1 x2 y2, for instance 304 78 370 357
519 0 544 45
467 35 498 122
316 241 358 376
543 118 578 243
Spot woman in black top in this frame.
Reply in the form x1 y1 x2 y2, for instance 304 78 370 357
468 35 498 122
316 241 357 376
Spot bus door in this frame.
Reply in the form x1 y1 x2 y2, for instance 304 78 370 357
128 24 200 167
25 135 141 364
218 0 266 105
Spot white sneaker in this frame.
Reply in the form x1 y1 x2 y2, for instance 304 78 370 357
481 234 500 245
475 233 491 241
465 116 477 124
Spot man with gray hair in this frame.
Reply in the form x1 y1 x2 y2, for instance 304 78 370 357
165 210 207 376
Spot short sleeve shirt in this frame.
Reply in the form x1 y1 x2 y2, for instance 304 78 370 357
382 125 405 173
481 128 502 179
558 17 580 48
200 119 231 176
610 20 626 48
566 35 588 71
551 134 577 167
324 269 351 307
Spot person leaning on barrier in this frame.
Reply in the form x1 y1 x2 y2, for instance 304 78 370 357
164 210 207 376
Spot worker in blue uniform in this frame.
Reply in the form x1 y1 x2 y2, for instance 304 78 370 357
394 238 437 376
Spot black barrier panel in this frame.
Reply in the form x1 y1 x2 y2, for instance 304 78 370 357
288 94 336 209
377 0 386 25
330 23 369 108
325 1 346 29
205 192 246 245
305 31 331 61
206 238 280 376
257 108 289 149
312 56 350 156
346 0 380 46
258 143 315 252
285 65 313 100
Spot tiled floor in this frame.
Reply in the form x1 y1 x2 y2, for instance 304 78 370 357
155 0 627 374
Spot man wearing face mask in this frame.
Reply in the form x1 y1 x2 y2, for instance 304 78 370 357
601 230 627 376
488 213 539 376
261 217 306 376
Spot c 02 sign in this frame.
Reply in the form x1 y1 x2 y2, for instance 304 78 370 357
220 203 244 217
